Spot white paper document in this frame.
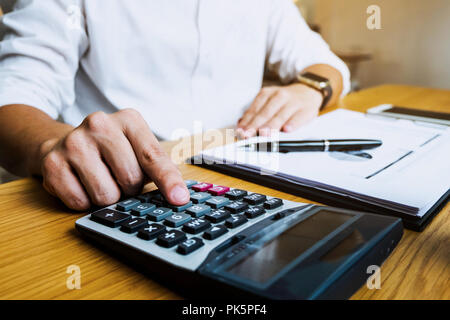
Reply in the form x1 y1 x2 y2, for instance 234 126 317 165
200 109 450 217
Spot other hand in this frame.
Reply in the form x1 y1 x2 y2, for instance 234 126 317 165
237 84 323 138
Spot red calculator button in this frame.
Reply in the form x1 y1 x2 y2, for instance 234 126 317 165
208 186 230 196
192 183 213 192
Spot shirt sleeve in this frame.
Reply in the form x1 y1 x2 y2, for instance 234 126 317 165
0 0 88 119
266 0 351 97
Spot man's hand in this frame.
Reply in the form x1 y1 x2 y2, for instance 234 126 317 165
38 109 190 211
236 83 323 139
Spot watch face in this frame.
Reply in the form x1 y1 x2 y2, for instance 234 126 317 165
301 72 329 83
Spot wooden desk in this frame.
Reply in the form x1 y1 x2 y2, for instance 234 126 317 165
0 85 449 300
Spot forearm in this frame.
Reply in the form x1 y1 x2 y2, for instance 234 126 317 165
300 64 344 108
0 104 73 176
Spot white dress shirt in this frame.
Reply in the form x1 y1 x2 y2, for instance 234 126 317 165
0 0 350 140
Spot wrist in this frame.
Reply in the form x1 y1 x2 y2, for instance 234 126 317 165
292 83 324 111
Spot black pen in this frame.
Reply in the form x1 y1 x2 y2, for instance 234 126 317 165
240 139 382 153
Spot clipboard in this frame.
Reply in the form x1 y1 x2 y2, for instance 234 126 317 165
191 109 450 231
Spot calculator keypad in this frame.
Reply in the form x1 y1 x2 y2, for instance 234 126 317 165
87 182 288 256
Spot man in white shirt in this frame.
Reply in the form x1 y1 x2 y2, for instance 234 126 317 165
0 0 350 210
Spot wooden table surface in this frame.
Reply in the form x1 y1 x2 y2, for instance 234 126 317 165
0 85 449 300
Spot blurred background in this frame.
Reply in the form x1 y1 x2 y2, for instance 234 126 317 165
294 0 450 90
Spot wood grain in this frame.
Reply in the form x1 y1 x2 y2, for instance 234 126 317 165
0 85 448 299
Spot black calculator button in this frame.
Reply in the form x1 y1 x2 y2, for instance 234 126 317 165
182 218 211 234
263 198 283 210
147 207 173 222
164 212 192 228
90 209 130 227
136 190 159 203
177 237 204 255
203 225 228 240
150 194 167 206
225 201 249 214
169 201 193 212
116 198 141 211
137 223 166 240
130 203 156 216
120 218 148 233
205 209 231 223
243 193 267 205
245 206 266 219
156 230 187 248
206 196 230 209
225 215 248 229
225 189 248 200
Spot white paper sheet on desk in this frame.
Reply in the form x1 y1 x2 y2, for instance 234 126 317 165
200 109 450 217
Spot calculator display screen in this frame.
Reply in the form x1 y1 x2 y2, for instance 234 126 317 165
226 210 352 283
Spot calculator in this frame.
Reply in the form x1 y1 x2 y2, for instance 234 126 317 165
75 180 403 299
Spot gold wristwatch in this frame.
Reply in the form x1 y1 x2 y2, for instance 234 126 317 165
296 72 333 110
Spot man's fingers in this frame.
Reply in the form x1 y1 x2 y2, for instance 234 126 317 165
259 104 299 135
95 132 144 196
41 154 91 211
238 87 275 129
282 107 320 133
244 91 287 135
62 128 121 206
117 109 190 205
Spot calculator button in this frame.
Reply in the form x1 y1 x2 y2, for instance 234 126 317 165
203 225 228 240
150 194 167 206
130 203 156 216
207 186 230 196
205 208 231 223
169 201 193 212
245 206 266 219
136 190 159 203
190 192 212 204
120 217 148 233
156 230 187 248
182 218 211 234
177 237 204 255
225 189 248 200
206 196 230 209
263 198 283 210
185 180 198 188
116 198 141 211
243 193 267 205
225 201 249 214
147 207 173 222
164 212 192 228
225 215 248 229
186 203 211 217
90 209 130 228
137 223 166 240
191 182 213 192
